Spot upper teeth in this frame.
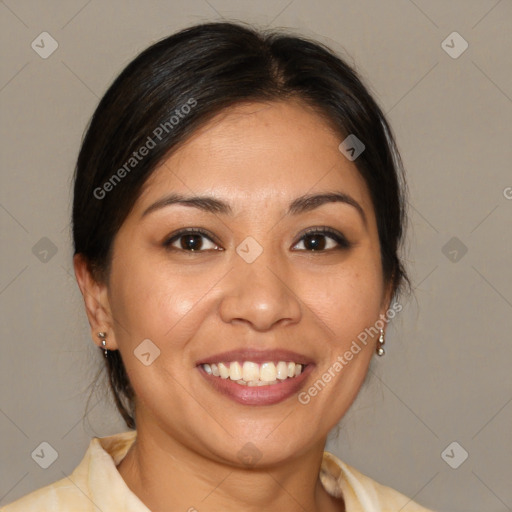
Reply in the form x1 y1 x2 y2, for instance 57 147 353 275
202 361 304 385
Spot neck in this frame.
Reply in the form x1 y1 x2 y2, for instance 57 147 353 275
116 421 343 512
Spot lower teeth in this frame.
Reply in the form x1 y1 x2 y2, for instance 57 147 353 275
242 379 279 386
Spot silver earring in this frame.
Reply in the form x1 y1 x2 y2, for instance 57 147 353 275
97 332 108 358
376 328 385 356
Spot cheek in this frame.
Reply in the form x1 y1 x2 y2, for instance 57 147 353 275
107 258 218 406
108 252 224 347
302 257 384 343
294 263 383 425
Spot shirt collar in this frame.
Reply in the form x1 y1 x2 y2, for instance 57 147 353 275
75 430 376 511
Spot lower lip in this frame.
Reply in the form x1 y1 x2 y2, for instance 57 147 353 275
198 365 313 406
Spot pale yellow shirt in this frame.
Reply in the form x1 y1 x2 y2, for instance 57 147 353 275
2 430 435 511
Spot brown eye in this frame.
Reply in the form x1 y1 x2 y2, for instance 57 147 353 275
292 227 350 252
164 228 221 252
301 233 330 251
178 234 206 251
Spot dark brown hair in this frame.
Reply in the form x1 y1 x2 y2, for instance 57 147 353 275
72 21 409 429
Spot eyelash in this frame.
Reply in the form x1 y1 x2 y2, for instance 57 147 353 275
162 227 351 253
295 227 351 251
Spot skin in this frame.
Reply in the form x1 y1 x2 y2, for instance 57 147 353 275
74 99 393 512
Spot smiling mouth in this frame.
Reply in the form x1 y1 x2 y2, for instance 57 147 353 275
201 361 306 386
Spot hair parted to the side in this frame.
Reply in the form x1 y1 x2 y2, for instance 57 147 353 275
72 21 409 430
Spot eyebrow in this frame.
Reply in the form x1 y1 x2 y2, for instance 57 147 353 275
141 191 366 224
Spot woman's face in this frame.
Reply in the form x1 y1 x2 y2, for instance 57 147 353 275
100 100 391 465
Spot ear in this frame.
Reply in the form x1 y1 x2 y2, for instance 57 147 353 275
73 253 119 351
378 278 396 333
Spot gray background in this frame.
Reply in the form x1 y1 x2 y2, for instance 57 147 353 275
1 1 511 511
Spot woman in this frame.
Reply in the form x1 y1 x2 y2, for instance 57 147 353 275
3 21 436 512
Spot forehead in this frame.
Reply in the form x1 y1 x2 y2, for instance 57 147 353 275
137 100 372 216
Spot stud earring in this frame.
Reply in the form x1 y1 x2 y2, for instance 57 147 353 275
97 332 108 358
376 328 385 356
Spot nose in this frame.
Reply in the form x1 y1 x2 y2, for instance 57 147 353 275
218 248 302 332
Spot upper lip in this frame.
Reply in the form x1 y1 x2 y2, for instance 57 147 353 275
195 348 314 366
